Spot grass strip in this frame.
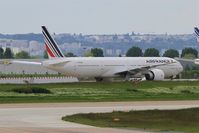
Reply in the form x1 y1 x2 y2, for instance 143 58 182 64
0 81 199 103
62 108 199 133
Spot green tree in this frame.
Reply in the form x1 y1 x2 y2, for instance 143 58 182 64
181 48 198 58
43 50 48 59
15 51 30 59
0 47 4 59
126 46 143 57
4 48 14 59
91 48 104 57
64 52 76 57
144 48 160 57
163 49 179 58
84 50 93 57
183 53 196 59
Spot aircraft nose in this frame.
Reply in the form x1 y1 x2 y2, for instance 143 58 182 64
173 59 183 73
177 61 183 73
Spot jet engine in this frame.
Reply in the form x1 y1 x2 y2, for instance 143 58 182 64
145 69 165 81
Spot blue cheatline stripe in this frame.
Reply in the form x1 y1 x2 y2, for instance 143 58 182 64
42 26 64 57
42 30 60 57
42 31 60 57
195 29 199 36
42 29 61 57
194 27 199 37
43 36 58 57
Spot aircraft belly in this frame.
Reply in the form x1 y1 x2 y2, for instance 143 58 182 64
75 68 104 77
63 66 104 78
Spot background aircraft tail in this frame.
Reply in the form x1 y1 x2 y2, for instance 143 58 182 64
42 26 65 59
194 27 199 43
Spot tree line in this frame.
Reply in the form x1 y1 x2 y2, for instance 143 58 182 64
126 47 198 58
0 47 30 59
1 47 198 59
80 47 198 59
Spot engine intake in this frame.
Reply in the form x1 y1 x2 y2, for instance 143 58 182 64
145 69 165 81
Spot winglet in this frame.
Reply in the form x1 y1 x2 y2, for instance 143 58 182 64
41 26 65 58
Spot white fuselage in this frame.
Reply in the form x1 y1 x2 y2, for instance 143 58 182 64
42 57 183 80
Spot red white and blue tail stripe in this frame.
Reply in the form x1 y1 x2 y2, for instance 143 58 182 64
194 27 199 43
42 26 65 58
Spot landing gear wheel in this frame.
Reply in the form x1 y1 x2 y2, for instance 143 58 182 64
95 77 103 82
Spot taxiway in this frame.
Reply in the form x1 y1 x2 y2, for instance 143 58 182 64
1 101 199 133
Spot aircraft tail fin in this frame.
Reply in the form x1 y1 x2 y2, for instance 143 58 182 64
194 27 199 43
41 26 65 59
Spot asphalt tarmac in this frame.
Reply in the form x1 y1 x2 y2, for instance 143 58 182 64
1 101 199 133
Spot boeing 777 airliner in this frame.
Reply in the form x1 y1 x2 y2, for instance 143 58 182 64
11 26 183 81
194 27 199 65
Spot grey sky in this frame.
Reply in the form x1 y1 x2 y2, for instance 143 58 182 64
0 0 198 34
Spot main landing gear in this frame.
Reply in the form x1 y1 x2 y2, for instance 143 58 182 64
95 77 103 82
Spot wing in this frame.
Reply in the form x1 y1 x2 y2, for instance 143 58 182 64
41 58 71 68
114 62 175 76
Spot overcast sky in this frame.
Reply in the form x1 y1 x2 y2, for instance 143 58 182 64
0 0 198 34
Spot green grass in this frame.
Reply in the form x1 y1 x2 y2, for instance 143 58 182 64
62 108 199 133
1 81 199 103
11 87 51 94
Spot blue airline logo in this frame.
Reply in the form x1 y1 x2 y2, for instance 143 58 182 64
194 27 199 43
194 27 199 38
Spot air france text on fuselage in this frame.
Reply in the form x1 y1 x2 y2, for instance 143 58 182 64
146 59 171 63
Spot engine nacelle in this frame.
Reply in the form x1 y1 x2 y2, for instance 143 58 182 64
145 69 165 81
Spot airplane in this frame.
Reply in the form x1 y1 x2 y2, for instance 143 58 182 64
194 27 199 43
11 26 183 82
194 27 199 65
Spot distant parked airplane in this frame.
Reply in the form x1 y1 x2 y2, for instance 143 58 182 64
194 27 199 43
10 26 183 82
194 27 199 65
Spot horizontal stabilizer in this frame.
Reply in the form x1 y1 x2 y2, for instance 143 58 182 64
42 59 71 68
10 60 42 65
